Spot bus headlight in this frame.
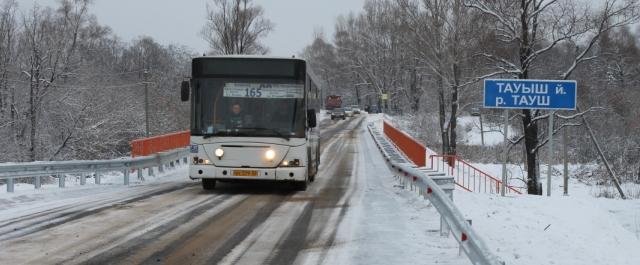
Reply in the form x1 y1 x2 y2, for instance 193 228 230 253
214 148 224 158
265 149 276 160
281 159 300 167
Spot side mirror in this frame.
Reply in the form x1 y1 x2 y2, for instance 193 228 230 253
307 109 317 128
181 80 190 102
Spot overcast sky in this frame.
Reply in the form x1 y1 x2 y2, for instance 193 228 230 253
20 0 367 56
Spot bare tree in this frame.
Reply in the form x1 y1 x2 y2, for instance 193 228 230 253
466 0 640 195
201 0 274 55
398 0 487 157
17 0 92 161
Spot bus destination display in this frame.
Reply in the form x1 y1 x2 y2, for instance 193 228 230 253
223 83 304 98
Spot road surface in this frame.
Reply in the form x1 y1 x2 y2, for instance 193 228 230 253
0 115 467 265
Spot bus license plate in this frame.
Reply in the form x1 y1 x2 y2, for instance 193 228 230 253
233 170 258 177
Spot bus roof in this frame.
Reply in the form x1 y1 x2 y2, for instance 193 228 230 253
195 55 307 62
193 55 320 82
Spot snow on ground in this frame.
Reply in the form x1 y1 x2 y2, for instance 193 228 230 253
457 116 514 146
371 116 640 264
449 162 640 265
318 109 330 123
322 113 469 265
455 189 640 265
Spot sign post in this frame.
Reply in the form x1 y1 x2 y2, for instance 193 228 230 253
547 112 554 196
484 79 576 196
501 109 508 196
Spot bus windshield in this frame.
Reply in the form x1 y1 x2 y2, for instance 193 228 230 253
191 78 306 139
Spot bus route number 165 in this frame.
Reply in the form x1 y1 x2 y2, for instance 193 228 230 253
246 84 272 98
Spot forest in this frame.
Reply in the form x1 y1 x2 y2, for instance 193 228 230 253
1 0 639 195
0 0 191 162
301 0 640 194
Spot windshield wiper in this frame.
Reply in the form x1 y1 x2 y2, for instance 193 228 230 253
243 127 291 141
203 130 242 138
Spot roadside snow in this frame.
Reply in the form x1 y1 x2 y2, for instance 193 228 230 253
318 110 330 123
457 116 514 146
370 116 640 264
455 190 640 265
321 114 469 265
452 162 640 265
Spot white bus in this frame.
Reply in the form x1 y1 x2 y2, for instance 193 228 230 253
181 56 321 191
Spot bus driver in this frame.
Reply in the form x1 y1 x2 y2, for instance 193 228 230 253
228 102 244 128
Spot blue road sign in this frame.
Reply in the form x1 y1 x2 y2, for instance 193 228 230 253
484 79 577 110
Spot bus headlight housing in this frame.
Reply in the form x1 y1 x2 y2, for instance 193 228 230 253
265 149 276 160
214 148 224 159
280 159 300 167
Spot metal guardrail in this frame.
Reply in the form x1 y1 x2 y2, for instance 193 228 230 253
367 123 504 265
0 148 190 192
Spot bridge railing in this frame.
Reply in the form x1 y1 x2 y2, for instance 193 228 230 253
131 131 190 157
368 123 503 265
0 130 192 193
383 120 521 195
430 155 522 194
383 121 427 167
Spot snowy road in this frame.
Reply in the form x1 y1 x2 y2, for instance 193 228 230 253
0 115 466 265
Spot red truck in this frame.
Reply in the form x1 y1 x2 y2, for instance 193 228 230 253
325 95 342 110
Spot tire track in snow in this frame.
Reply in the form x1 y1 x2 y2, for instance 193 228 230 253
0 182 195 241
0 116 365 265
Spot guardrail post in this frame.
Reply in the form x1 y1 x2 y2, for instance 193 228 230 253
35 176 41 189
7 178 14 192
80 174 86 185
148 167 155 177
95 171 101 184
124 169 130 185
158 164 165 174
59 175 66 188
137 168 144 181
170 161 175 169
440 216 450 237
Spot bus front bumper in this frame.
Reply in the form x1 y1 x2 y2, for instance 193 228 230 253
189 165 307 182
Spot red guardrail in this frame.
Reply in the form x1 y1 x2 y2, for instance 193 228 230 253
430 155 522 194
382 120 521 194
383 121 426 167
130 131 190 157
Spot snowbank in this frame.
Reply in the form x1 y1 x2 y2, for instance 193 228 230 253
453 163 640 265
455 190 640 265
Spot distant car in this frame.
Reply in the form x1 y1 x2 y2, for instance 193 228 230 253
331 108 346 120
350 105 361 114
369 105 380 113
344 107 354 117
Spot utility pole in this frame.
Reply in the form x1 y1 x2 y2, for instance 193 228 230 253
143 69 151 138
578 106 626 199
563 126 569 196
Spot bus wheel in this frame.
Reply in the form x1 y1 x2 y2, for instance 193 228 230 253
293 181 307 191
202 179 216 190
